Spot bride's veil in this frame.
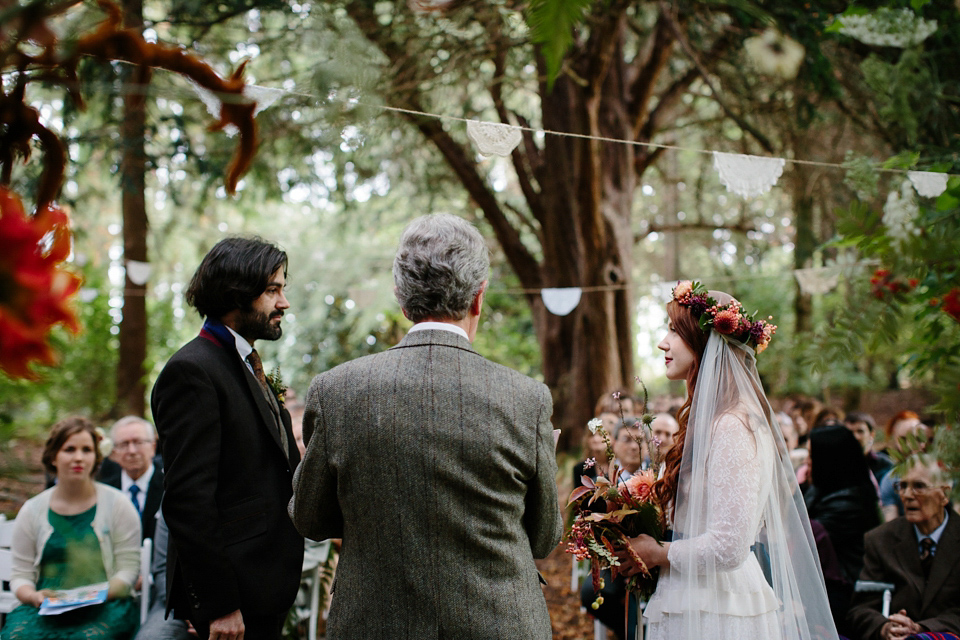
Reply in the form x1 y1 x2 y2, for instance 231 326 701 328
670 325 839 640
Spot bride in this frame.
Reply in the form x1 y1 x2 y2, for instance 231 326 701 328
621 282 838 640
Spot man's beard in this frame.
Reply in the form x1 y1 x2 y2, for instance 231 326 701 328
236 308 283 341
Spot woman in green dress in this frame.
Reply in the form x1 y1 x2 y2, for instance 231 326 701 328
4 416 141 640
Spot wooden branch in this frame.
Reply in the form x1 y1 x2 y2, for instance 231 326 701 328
576 0 632 99
627 12 677 138
659 2 774 153
635 220 757 242
343 0 542 290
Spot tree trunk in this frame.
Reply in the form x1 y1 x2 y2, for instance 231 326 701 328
115 0 149 418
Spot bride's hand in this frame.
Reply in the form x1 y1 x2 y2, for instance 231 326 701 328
617 534 669 576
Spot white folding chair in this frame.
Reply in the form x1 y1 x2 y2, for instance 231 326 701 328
855 579 896 617
1 516 20 629
139 537 153 625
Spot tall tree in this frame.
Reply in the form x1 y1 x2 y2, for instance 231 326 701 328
329 1 784 444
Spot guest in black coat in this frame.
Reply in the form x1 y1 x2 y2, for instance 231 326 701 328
804 424 883 586
152 237 303 640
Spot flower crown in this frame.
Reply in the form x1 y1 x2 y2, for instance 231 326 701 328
671 280 777 353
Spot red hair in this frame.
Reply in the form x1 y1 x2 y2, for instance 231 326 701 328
653 300 710 521
883 410 920 440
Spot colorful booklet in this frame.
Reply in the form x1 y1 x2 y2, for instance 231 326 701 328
38 582 109 615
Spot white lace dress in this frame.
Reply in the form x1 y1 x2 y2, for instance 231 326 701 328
643 414 782 640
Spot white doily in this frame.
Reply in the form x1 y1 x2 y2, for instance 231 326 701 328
541 287 582 316
125 260 152 285
793 268 839 296
466 120 523 157
907 171 948 198
712 152 786 198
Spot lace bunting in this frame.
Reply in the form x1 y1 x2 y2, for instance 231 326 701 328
466 120 523 157
712 152 786 198
125 260 152 285
907 171 948 198
793 268 839 296
541 287 582 316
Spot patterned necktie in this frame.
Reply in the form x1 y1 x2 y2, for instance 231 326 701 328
129 484 142 516
247 349 269 391
919 537 935 577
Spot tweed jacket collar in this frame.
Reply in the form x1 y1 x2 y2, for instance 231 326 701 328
391 327 479 355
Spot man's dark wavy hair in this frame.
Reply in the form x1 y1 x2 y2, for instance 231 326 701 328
186 237 287 319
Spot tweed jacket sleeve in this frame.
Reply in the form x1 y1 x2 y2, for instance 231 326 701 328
289 372 344 542
524 382 563 558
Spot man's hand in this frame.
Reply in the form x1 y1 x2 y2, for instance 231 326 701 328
208 609 244 640
880 610 922 640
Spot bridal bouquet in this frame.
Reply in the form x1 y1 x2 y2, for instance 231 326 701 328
566 387 664 601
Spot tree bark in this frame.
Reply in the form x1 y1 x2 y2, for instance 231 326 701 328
115 0 149 418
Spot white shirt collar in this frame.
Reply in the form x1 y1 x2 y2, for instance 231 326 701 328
120 462 154 495
225 325 254 362
915 509 950 547
408 321 469 341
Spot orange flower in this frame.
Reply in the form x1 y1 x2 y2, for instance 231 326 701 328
622 469 657 503
0 188 81 379
712 308 742 335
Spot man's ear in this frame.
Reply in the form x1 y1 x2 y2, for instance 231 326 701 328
469 282 487 317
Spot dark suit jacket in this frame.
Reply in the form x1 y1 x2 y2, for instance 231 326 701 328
847 512 960 639
98 456 165 541
151 328 303 623
290 329 563 640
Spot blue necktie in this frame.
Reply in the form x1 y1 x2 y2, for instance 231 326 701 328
129 484 142 515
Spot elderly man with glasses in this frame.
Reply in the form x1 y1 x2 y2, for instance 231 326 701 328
99 415 164 541
847 454 960 640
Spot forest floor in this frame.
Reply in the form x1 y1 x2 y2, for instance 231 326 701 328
0 438 607 640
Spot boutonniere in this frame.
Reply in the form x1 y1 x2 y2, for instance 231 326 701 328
266 366 287 406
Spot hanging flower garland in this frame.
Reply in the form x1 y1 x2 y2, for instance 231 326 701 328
0 189 82 379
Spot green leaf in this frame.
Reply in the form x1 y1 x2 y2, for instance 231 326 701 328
525 0 591 91
882 151 920 170
910 0 931 10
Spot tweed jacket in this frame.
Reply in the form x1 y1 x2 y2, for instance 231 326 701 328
846 512 960 639
290 328 563 640
152 328 303 623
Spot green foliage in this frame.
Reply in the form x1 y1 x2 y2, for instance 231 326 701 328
861 49 932 146
524 0 592 91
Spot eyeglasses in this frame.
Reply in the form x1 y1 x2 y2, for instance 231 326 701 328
894 480 935 494
114 439 153 451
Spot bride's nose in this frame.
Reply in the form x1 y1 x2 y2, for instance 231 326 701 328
657 337 668 352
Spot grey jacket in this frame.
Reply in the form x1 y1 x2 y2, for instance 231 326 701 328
290 329 562 640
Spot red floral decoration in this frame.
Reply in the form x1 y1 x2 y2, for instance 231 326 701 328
942 288 960 324
0 188 82 379
869 269 917 301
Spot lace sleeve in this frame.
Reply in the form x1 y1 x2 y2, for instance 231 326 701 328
668 413 764 573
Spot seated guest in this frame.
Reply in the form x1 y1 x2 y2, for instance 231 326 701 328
804 424 882 586
99 416 164 541
846 411 893 485
573 417 611 489
134 511 192 640
5 416 140 640
650 413 679 458
847 454 960 640
879 417 932 521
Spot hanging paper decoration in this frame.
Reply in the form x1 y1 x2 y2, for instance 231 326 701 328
541 287 582 316
125 260 152 285
466 120 523 157
907 171 948 198
793 268 839 296
712 152 786 198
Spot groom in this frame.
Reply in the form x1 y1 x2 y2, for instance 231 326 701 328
290 213 562 639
